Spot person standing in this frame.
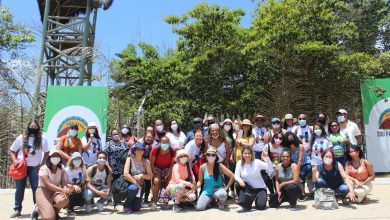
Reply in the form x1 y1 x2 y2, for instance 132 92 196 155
294 114 313 153
56 123 82 164
166 120 186 150
336 109 362 145
81 122 103 166
252 115 268 158
154 119 166 143
9 121 49 219
104 129 129 181
121 124 137 147
185 117 203 144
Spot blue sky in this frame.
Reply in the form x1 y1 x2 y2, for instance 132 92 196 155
3 0 257 59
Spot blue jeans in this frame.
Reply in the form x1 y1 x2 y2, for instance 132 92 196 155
315 178 349 198
14 166 39 211
84 186 112 204
299 163 312 181
254 151 262 160
123 184 143 211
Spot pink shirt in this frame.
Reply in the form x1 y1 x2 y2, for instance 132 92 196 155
168 163 196 187
38 165 63 187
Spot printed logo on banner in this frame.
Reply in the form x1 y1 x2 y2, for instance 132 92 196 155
378 108 390 130
57 116 88 137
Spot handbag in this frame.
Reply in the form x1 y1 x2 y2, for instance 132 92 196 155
9 149 27 180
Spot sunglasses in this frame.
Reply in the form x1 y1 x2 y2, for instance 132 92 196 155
318 117 326 120
298 118 306 120
274 137 283 140
207 154 217 157
272 122 280 124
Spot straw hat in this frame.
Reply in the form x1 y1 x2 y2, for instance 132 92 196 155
282 113 297 123
174 149 192 162
222 119 233 125
241 119 253 126
253 115 266 122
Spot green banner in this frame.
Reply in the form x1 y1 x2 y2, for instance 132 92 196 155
43 86 109 150
361 78 390 172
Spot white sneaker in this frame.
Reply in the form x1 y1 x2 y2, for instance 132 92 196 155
141 203 150 208
96 202 105 212
235 205 245 212
151 203 157 211
228 191 236 198
85 204 92 213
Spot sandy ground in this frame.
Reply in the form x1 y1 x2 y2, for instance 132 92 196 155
1 183 390 220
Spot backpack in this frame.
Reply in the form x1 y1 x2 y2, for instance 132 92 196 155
91 164 110 185
111 175 129 207
313 188 339 210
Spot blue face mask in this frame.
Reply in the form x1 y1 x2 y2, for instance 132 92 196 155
299 119 307 127
160 143 170 150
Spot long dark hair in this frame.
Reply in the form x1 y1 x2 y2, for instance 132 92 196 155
310 123 328 147
168 120 181 133
46 153 63 173
86 127 101 141
283 131 302 149
23 121 42 150
205 154 221 182
328 120 340 135
346 145 365 161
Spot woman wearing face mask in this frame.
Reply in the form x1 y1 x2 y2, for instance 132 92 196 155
261 131 285 194
123 143 153 214
232 119 254 165
345 145 375 203
166 120 187 150
310 123 333 166
121 125 137 147
57 123 82 164
252 115 268 159
206 123 231 167
167 149 197 212
81 122 103 166
328 121 350 167
269 149 301 210
64 152 87 216
104 130 130 181
312 149 355 204
317 113 328 134
185 130 206 177
265 117 283 144
150 136 176 210
196 148 234 211
221 119 236 197
9 121 49 219
284 131 312 201
35 150 71 220
234 147 273 212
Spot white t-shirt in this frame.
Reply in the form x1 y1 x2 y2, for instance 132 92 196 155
295 126 313 152
252 127 268 152
9 135 49 166
184 140 201 166
91 167 107 188
263 143 283 162
65 166 86 185
311 137 333 166
81 136 103 165
234 159 270 189
340 120 361 145
166 132 186 150
286 125 297 132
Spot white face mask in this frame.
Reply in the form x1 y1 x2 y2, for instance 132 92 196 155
272 124 280 129
171 124 178 131
224 124 231 132
72 159 82 168
156 125 164 132
323 157 333 165
314 129 322 136
69 129 78 137
50 157 61 165
121 128 129 134
179 157 188 164
299 119 307 127
207 156 216 163
96 159 106 165
337 115 345 123
274 139 282 145
88 129 95 134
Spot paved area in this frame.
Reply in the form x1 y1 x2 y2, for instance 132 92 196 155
1 180 390 220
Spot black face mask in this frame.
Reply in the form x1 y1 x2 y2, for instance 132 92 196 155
207 121 215 126
318 119 326 125
28 127 39 135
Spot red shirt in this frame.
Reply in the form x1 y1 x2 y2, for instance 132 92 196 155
151 146 175 169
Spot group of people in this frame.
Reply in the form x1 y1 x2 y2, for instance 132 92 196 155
8 108 375 220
